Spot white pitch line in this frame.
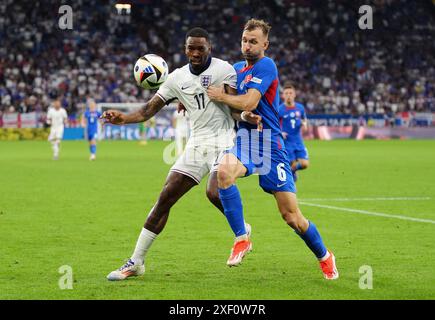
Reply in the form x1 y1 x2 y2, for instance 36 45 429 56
299 197 431 202
299 201 435 225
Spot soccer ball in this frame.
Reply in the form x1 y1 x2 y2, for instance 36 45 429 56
133 54 169 89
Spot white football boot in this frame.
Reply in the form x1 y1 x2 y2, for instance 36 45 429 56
107 259 145 281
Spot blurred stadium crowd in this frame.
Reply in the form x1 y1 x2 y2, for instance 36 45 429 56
0 0 434 120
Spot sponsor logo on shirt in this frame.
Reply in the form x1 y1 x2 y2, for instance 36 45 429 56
251 77 262 84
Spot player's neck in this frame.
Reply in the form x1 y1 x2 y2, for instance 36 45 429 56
246 54 265 66
189 56 212 75
285 102 295 108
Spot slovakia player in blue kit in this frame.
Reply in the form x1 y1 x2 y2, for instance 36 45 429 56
207 19 338 279
279 82 309 182
81 98 101 161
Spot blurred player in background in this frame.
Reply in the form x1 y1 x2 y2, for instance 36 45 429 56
172 105 190 156
278 82 309 182
81 98 101 160
101 27 261 281
207 19 338 279
46 97 68 160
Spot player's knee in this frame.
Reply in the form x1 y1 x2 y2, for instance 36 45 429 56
156 183 179 212
217 165 235 188
300 160 309 169
280 210 305 233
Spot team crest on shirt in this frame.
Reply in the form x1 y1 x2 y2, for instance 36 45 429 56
296 111 301 117
239 74 252 90
200 75 212 88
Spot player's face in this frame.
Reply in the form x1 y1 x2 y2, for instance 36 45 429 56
88 100 96 111
283 88 296 105
54 100 61 109
185 37 211 68
241 28 269 62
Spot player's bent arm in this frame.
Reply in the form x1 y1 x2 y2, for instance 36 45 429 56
208 86 261 111
104 95 166 125
137 95 166 123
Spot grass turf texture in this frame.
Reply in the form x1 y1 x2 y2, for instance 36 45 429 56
0 140 434 300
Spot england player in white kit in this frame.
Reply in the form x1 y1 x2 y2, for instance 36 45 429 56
46 98 68 160
156 56 237 184
102 28 261 281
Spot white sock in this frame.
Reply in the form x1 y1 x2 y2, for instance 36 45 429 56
131 228 157 265
319 251 330 262
52 141 59 157
235 234 249 242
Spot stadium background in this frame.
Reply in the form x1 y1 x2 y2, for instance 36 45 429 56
0 0 434 139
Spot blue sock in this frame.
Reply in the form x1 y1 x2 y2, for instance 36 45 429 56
295 162 303 171
90 145 96 155
297 221 327 259
218 185 246 237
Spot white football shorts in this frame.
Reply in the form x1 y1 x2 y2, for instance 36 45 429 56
48 126 64 141
170 144 226 184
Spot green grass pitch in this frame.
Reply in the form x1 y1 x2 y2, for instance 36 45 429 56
0 139 434 300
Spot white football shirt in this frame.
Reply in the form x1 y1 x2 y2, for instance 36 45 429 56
156 57 236 148
47 107 68 128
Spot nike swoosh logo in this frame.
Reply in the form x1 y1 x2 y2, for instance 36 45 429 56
181 85 191 90
277 182 286 187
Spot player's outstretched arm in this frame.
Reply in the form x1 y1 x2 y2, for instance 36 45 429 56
207 86 261 111
101 95 165 125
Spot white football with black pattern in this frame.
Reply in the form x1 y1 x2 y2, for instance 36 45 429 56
133 54 169 90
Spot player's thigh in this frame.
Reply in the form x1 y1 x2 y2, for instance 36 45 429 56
57 128 64 140
50 128 63 141
217 152 247 182
159 170 198 205
170 146 209 184
258 155 296 194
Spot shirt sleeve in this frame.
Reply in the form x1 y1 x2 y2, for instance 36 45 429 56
156 69 178 104
221 62 237 89
245 58 277 96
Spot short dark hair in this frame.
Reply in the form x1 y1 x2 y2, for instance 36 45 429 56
283 82 296 90
185 27 210 43
244 19 271 38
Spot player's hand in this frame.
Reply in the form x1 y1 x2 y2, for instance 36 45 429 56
100 110 126 125
177 103 186 116
242 111 263 132
207 85 225 102
282 132 288 139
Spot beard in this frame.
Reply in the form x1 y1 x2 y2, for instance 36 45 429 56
243 51 260 63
